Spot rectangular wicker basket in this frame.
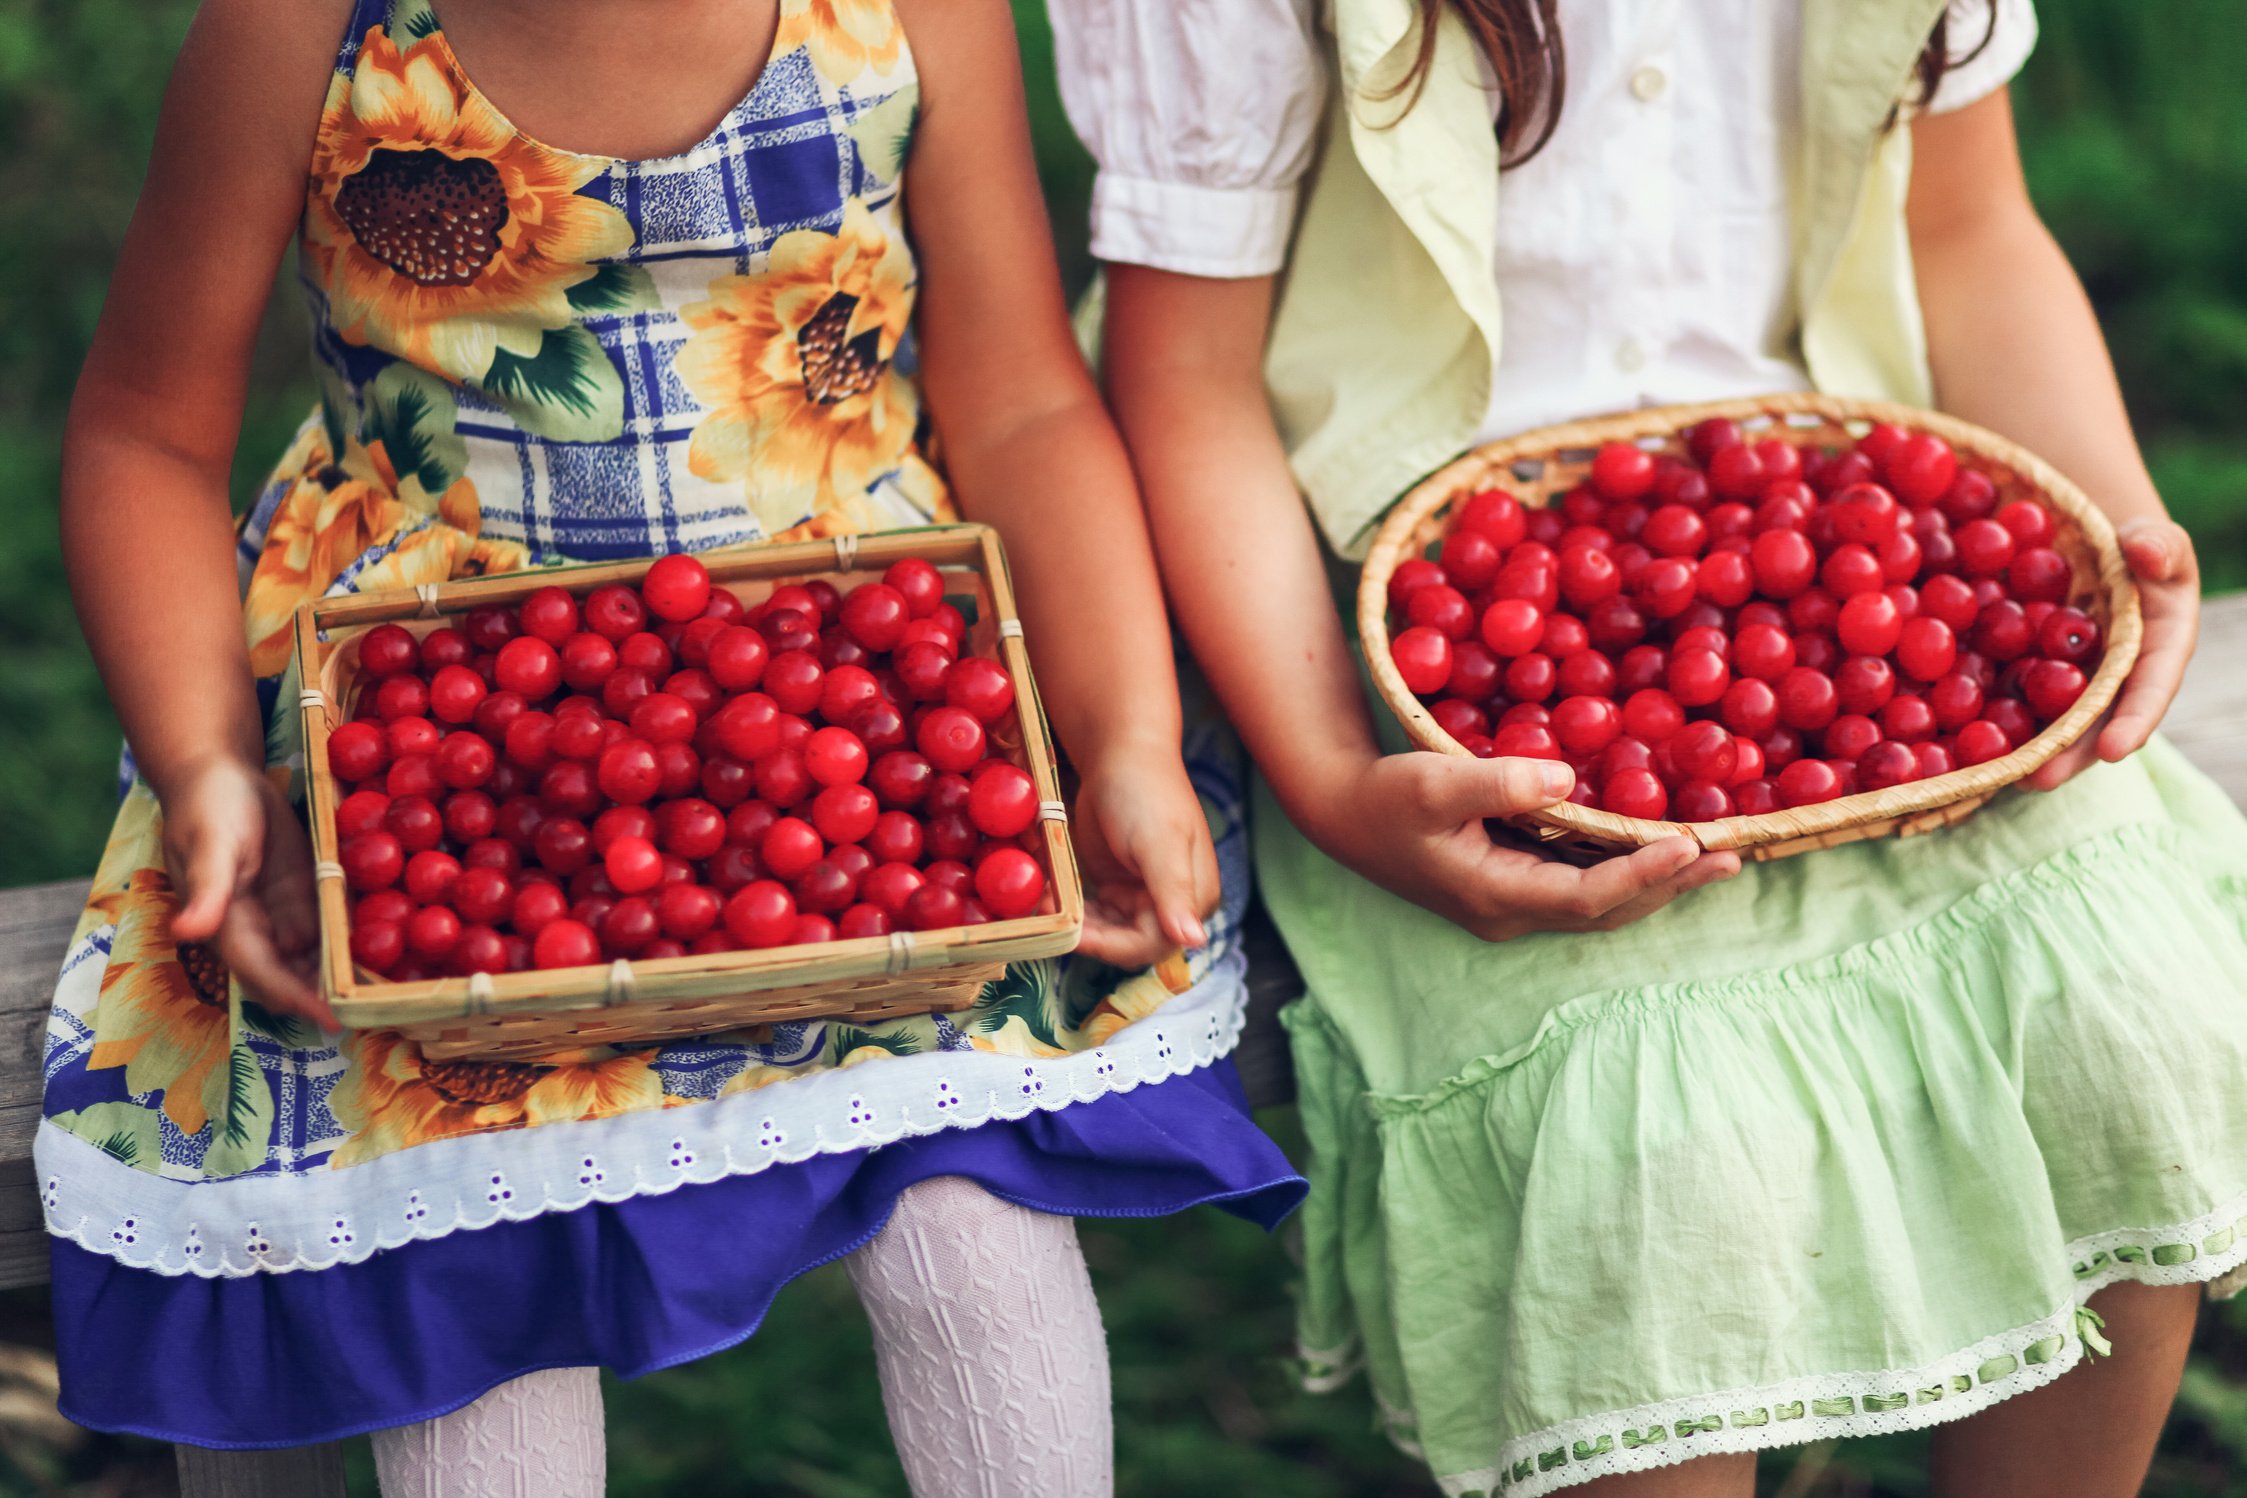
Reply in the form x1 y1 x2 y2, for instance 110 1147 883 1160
293 525 1083 1061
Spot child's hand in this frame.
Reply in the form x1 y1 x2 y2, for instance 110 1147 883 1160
1298 752 1739 942
1068 739 1222 969
162 757 334 1029
2024 517 2199 791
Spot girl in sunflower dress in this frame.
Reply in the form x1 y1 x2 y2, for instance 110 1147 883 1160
48 0 1301 1489
1056 0 2247 1494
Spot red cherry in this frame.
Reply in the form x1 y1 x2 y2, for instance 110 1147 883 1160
492 637 557 700
1590 442 1657 501
386 716 441 759
1558 546 1622 610
338 788 391 838
1777 668 1838 732
533 815 593 876
764 650 825 716
1602 767 1669 820
1835 592 1902 657
584 584 647 642
945 658 1015 723
358 624 419 678
1895 616 1958 683
1919 575 1979 633
401 849 460 906
1881 694 1937 744
1405 584 1475 641
1687 418 1743 465
1477 599 1543 658
1719 678 1780 738
1585 597 1650 653
1438 529 1502 591
1501 652 1555 704
1955 719 2010 766
651 882 720 942
417 627 471 671
2038 607 2101 665
759 817 823 882
917 706 987 774
1550 696 1622 756
1882 435 1957 508
560 632 619 692
1928 672 1985 732
624 692 694 747
1620 689 1684 744
1834 656 1897 716
1666 648 1729 708
1987 698 2037 748
511 881 570 938
1641 504 1707 558
1750 529 1817 599
351 918 405 976
1670 720 1738 783
386 753 440 801
374 674 431 722
1955 519 2016 577
516 586 577 644
714 694 784 762
840 583 912 652
328 721 391 783
434 732 495 791
447 865 511 926
1635 558 1697 619
604 835 665 894
811 783 880 846
341 831 405 891
1729 623 1792 683
596 738 662 804
1732 779 1780 815
968 763 1039 838
800 726 868 788
1671 780 1735 823
1707 443 1766 502
1696 549 1752 608
869 751 935 810
902 883 968 933
407 905 463 964
640 553 712 623
1825 714 1882 762
600 667 655 721
1453 491 1526 549
755 746 813 807
1387 558 1448 610
866 810 925 866
2007 546 2071 605
1555 650 1617 699
1973 600 2035 662
385 794 444 853
723 881 798 948
595 897 658 957
2023 659 2088 721
704 626 770 693
1857 741 1919 791
975 848 1047 919
1776 758 1843 808
1993 498 2055 550
532 918 600 970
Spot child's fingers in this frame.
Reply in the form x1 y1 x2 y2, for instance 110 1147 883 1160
170 828 242 943
1075 903 1168 969
2118 517 2195 587
1419 754 1574 826
1126 821 1212 951
219 900 334 1029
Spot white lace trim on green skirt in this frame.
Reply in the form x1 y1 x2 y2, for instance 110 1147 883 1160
1424 1186 2247 1497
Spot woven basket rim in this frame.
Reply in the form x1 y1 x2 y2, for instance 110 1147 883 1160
1356 392 2145 853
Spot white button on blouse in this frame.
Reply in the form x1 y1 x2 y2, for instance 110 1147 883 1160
1051 0 2038 443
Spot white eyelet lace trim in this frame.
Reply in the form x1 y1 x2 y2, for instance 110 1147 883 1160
40 951 1250 1279
1423 1185 2247 1497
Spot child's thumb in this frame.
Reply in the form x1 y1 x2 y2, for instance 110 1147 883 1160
170 832 241 943
1422 753 1575 824
1131 827 1211 952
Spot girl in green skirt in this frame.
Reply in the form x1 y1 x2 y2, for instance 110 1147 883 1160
1052 0 2247 1493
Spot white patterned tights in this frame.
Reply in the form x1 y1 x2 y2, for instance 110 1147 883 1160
370 1177 1114 1498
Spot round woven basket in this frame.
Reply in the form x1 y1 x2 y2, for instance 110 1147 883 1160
1358 392 2144 861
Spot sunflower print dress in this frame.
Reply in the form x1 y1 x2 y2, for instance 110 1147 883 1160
40 0 1300 1447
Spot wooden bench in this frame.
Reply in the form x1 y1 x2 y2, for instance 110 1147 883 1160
4 594 2242 1495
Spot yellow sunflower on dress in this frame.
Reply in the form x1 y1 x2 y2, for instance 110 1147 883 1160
677 199 922 535
774 0 905 81
302 3 639 436
329 1031 665 1167
84 871 237 1138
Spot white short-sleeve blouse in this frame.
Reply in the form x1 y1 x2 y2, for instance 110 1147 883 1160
1051 0 2038 442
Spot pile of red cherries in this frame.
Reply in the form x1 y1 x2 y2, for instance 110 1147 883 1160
325 553 1051 979
1386 419 2101 822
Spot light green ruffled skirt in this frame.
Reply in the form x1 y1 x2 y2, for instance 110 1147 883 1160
1258 737 2247 1497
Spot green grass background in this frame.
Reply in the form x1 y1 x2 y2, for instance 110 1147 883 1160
2 1 2245 1493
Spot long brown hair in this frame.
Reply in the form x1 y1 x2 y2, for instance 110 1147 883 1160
1390 1 2002 168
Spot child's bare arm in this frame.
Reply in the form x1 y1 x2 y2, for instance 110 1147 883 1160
62 0 345 1018
899 0 1218 963
1909 89 2196 789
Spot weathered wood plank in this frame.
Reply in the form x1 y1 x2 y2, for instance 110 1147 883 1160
0 880 86 1291
177 1440 348 1498
2158 591 2247 808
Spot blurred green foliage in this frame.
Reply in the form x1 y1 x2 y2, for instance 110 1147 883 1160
0 2 2243 1494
